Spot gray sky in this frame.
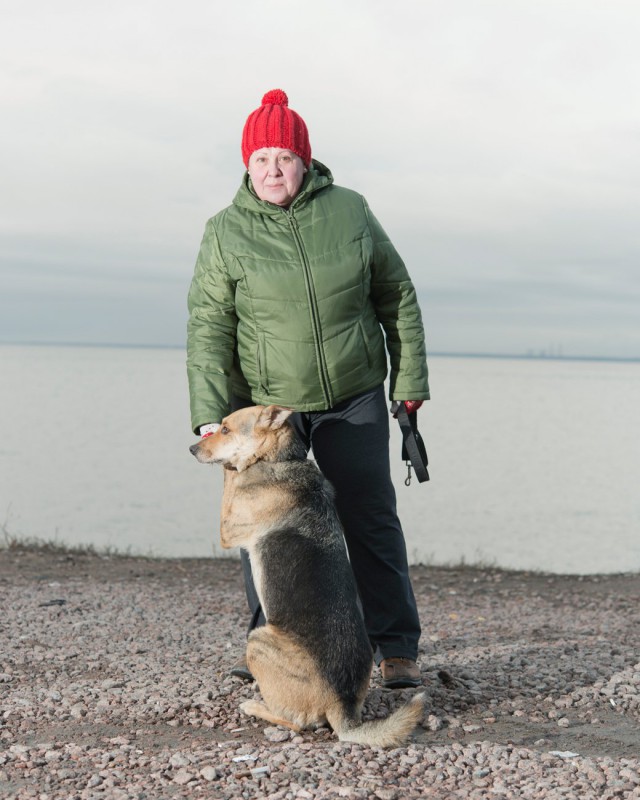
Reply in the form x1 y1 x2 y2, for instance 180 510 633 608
2 0 639 358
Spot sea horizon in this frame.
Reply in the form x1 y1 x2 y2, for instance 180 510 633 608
1 340 638 365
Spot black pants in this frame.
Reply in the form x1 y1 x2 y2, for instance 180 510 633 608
233 385 421 663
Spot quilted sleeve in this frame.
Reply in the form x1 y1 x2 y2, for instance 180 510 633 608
186 218 238 433
364 199 430 402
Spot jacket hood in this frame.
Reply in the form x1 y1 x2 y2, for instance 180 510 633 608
232 159 334 216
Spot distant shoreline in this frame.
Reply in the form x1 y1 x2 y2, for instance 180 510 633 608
1 340 638 364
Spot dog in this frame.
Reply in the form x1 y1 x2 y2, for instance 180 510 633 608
190 404 425 746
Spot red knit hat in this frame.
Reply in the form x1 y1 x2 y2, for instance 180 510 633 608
241 89 311 167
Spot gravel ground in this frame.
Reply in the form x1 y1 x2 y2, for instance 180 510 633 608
1 547 639 799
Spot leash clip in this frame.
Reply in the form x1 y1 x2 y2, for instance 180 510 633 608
405 461 412 486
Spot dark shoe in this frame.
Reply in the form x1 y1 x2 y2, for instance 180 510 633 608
229 658 254 682
380 657 422 689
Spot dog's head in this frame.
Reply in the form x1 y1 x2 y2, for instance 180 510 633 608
189 405 294 472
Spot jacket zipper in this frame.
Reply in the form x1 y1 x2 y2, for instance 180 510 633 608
285 211 333 408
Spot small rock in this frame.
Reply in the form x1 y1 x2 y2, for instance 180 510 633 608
173 768 194 785
426 715 443 731
101 679 125 690
170 752 191 768
251 766 270 777
558 717 571 728
375 789 399 800
550 750 580 759
463 724 483 734
264 726 290 742
200 766 219 781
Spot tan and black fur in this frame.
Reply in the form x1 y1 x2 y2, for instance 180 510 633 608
190 405 425 746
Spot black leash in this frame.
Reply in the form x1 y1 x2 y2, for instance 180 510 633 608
397 405 430 485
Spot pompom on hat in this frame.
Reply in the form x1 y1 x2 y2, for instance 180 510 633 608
241 89 311 167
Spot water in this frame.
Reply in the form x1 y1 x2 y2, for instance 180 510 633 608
1 344 638 574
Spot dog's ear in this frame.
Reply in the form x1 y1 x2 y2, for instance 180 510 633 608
256 405 294 431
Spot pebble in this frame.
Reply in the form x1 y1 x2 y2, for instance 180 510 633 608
172 768 194 784
200 765 219 780
169 752 191 768
264 726 292 742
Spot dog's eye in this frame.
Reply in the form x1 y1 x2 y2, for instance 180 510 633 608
221 426 229 435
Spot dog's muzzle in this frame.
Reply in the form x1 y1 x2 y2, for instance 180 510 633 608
189 443 200 457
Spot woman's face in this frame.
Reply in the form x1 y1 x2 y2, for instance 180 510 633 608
248 148 307 206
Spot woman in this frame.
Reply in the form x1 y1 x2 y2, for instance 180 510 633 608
187 89 430 689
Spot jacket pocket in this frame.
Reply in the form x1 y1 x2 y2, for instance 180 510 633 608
256 333 269 393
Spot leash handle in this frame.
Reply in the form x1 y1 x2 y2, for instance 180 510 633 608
397 405 430 483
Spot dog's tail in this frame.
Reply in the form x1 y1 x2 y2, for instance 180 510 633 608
329 693 426 748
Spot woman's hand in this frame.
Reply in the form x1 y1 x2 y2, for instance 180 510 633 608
199 423 221 438
390 400 423 417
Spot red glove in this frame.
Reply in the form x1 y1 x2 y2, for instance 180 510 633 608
391 400 423 418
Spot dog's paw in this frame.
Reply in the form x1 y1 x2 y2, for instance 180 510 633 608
239 699 264 718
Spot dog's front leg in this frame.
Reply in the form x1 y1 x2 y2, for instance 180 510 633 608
220 470 255 549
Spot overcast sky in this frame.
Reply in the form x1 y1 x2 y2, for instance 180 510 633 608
2 0 639 358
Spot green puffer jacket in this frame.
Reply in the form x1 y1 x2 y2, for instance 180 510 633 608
187 160 429 433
